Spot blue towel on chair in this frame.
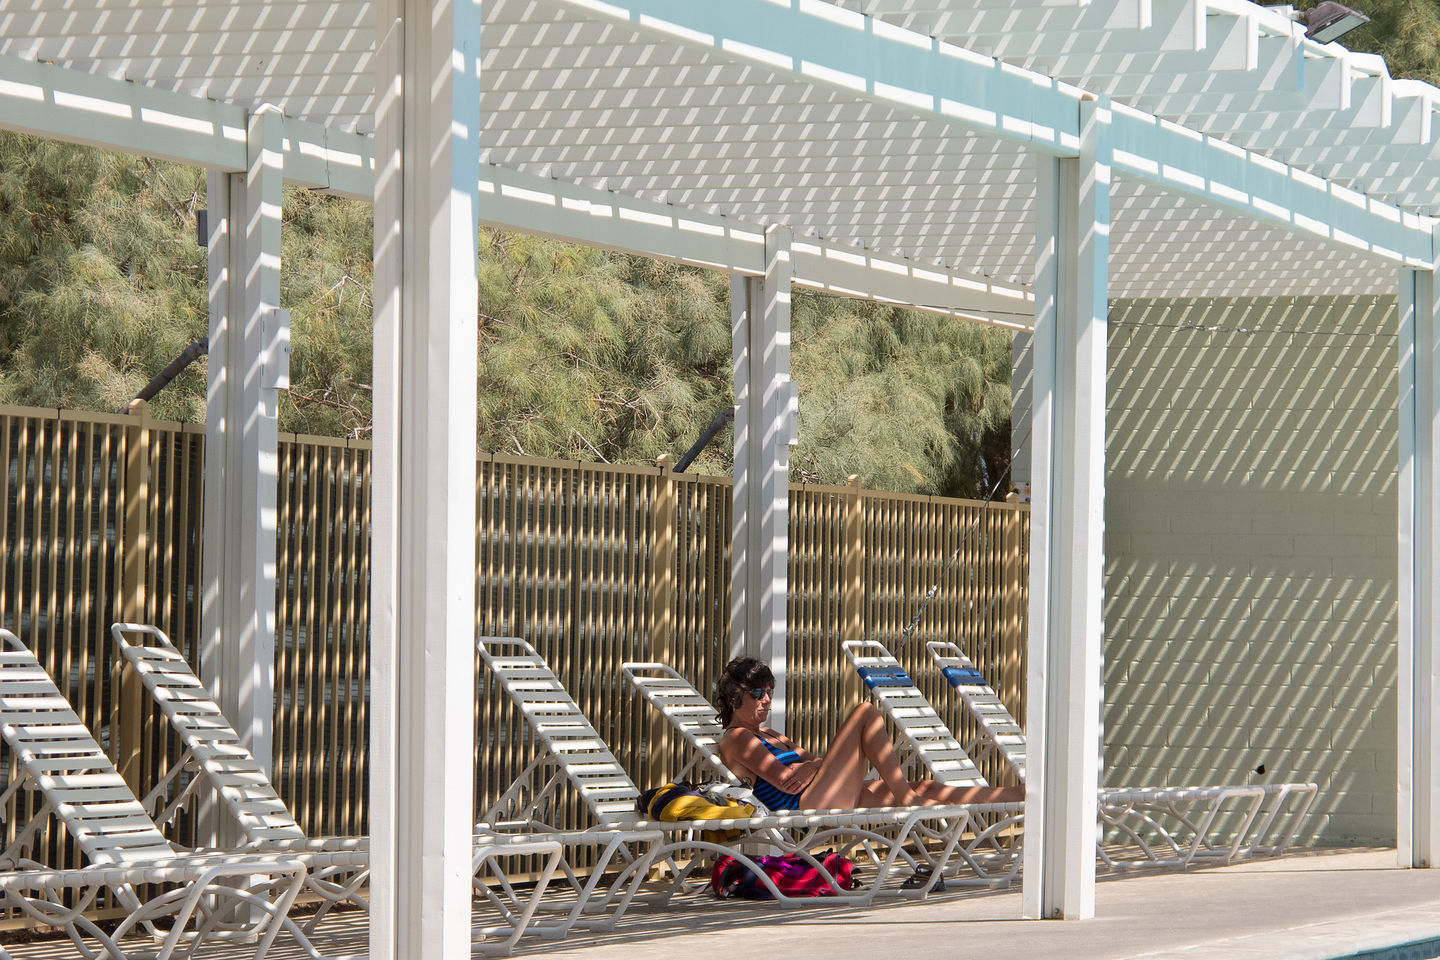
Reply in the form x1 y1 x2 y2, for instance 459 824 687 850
942 665 988 687
857 666 914 689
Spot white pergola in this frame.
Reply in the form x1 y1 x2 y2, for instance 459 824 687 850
2 0 1439 954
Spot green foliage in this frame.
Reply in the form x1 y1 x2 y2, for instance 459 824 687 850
279 189 375 438
474 230 736 472
1300 0 1440 84
470 237 1014 496
791 293 1012 497
0 131 1013 496
0 134 208 421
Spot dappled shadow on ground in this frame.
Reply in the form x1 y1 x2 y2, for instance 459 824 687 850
0 878 1020 959
0 848 1395 959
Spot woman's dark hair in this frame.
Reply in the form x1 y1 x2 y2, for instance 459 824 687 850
715 657 774 726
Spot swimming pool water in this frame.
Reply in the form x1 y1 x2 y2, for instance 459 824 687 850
1332 938 1440 960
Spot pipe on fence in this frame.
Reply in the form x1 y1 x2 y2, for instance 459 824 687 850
120 338 210 412
674 407 734 473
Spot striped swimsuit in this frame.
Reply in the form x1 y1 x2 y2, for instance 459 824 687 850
749 734 806 811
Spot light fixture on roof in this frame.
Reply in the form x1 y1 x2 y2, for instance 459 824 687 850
1299 2 1371 43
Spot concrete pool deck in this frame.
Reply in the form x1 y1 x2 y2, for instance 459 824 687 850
3 848 1436 959
524 848 1440 960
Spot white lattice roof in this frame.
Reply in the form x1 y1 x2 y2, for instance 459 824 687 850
1 0 1432 305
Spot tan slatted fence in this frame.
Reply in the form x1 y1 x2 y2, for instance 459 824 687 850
1 407 127 875
274 434 371 840
784 483 1028 788
0 403 1027 885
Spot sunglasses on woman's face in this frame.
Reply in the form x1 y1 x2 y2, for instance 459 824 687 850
748 687 773 701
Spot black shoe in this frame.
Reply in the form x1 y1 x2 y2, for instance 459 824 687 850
901 868 945 891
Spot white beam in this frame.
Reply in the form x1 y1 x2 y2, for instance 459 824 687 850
0 53 373 198
370 0 482 955
478 163 1033 326
0 53 245 170
277 116 374 200
546 0 1087 157
1398 238 1440 868
1024 96 1108 921
790 239 1034 329
731 225 795 731
0 58 1026 322
482 164 767 275
9 30 1427 296
1188 95 1410 163
899 0 1185 49
1116 50 1349 117
1034 14 1277 85
546 0 1434 269
200 106 285 820
1109 100 1435 266
0 51 1030 323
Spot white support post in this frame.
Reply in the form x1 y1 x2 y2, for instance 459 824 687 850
1398 245 1440 869
1024 97 1110 921
201 106 284 853
371 0 482 955
730 225 795 731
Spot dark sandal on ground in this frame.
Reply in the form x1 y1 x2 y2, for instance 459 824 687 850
901 867 944 891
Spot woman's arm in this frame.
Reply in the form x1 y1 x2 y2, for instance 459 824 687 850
784 735 820 763
761 729 819 763
719 728 822 794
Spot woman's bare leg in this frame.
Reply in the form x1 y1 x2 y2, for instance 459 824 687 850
912 780 1023 805
841 777 1022 809
857 779 895 806
841 770 1023 808
795 703 1028 809
799 702 926 808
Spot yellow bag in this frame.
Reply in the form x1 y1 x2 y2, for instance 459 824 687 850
638 782 756 841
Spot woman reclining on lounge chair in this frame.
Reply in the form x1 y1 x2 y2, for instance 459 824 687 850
717 656 1024 811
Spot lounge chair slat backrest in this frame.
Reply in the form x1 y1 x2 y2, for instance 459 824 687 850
839 640 988 788
0 631 176 864
478 637 642 824
926 641 1026 783
109 623 306 843
619 662 741 786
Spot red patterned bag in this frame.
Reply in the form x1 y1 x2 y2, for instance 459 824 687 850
710 851 857 899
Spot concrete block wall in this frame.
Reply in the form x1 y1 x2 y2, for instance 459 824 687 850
1015 294 1398 844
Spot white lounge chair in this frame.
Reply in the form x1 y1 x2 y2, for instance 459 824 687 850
619 658 995 791
0 628 315 960
788 653 992 789
918 641 1027 781
917 639 1317 866
846 639 1256 867
109 623 369 924
620 658 1021 871
479 635 1024 904
106 621 624 953
616 662 749 788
